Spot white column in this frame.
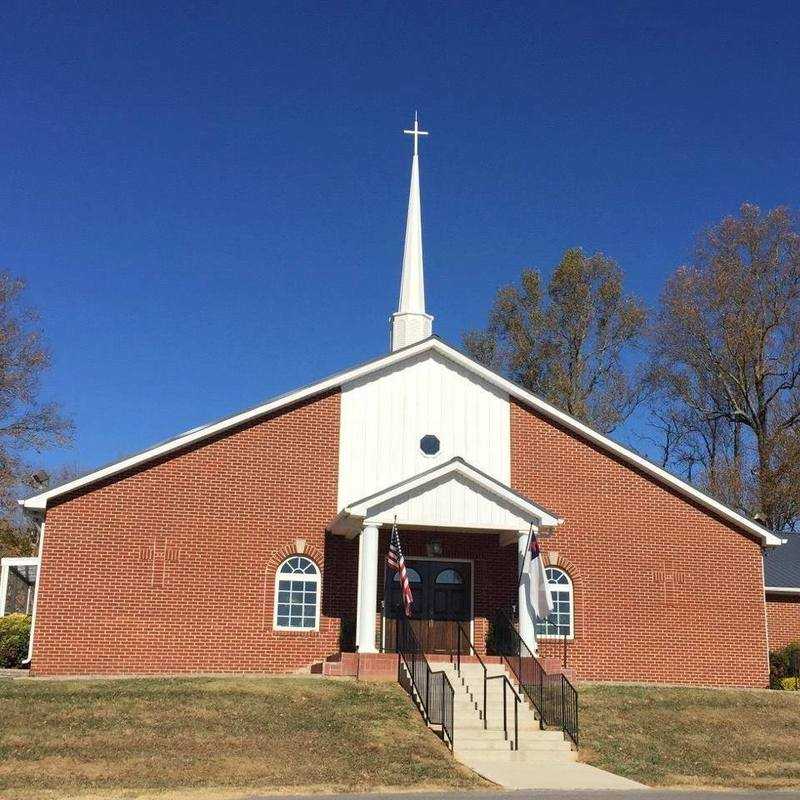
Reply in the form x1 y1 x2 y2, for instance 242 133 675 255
355 522 380 653
517 530 538 653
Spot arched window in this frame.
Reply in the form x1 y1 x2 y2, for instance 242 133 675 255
435 568 463 584
534 567 573 638
393 567 422 583
274 555 320 631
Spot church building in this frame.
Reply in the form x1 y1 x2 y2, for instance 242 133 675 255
20 118 788 687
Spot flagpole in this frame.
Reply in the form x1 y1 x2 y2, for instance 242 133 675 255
517 522 534 588
382 516 396 651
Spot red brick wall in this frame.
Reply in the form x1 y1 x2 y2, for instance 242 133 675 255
766 594 800 651
510 398 770 687
32 390 356 676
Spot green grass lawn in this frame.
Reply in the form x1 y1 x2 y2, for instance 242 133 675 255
580 683 800 789
0 676 486 799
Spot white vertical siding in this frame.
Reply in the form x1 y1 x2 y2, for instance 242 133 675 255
363 477 530 530
337 351 511 508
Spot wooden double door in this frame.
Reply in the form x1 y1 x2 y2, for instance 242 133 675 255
384 559 472 654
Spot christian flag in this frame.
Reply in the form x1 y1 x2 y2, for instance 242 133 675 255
525 528 554 620
387 524 413 617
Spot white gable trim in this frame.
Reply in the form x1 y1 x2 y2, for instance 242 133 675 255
19 339 440 512
330 457 563 536
19 337 783 546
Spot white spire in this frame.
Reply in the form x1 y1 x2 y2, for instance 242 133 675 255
391 112 433 351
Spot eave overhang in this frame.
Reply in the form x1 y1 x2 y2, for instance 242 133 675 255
19 336 783 547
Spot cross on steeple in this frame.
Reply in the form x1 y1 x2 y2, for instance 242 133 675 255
391 112 433 351
403 111 428 156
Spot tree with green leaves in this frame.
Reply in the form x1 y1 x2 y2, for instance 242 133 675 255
464 248 648 435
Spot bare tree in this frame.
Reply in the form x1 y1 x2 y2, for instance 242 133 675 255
0 273 72 518
651 204 800 531
464 248 648 434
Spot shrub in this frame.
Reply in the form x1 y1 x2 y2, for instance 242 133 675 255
0 613 31 667
770 640 800 689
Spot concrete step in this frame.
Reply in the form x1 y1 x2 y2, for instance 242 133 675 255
455 717 555 732
451 729 512 743
456 702 538 720
453 736 571 752
454 748 579 765
456 734 573 747
453 734 570 748
434 663 508 674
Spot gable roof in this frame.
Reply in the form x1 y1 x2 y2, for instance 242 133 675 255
764 533 800 591
330 456 564 536
20 336 783 546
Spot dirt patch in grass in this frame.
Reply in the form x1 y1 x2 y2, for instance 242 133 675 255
0 676 487 798
579 683 800 789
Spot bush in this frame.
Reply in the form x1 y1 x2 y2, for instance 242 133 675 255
770 640 800 689
0 613 31 667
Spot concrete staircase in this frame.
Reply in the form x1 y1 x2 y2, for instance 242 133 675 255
420 658 643 789
428 659 576 765
399 656 643 789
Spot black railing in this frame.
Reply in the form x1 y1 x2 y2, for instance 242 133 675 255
486 673 521 751
452 623 487 727
396 617 455 749
492 609 579 748
534 613 570 668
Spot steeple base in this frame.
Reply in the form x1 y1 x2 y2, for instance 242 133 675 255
390 312 434 351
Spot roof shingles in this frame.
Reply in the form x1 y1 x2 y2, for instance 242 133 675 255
764 533 800 589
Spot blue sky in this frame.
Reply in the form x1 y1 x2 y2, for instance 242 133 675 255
1 1 798 474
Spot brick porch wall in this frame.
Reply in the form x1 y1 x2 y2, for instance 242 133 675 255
766 594 800 651
32 390 356 676
510 398 770 688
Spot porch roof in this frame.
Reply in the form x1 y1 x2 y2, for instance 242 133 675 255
329 456 563 537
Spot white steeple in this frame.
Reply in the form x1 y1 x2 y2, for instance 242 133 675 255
390 113 433 351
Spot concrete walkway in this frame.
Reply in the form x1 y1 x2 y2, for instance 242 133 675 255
245 791 800 800
0 668 29 679
466 758 645 790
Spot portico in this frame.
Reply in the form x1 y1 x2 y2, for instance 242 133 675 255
330 456 563 655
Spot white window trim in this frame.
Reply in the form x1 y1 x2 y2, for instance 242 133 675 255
536 566 574 640
272 556 321 632
0 556 39 617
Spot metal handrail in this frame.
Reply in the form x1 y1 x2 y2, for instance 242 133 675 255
537 614 570 668
486 673 520 750
452 623 488 728
396 617 455 749
492 608 579 748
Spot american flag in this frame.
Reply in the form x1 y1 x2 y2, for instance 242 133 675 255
529 528 542 560
387 524 413 617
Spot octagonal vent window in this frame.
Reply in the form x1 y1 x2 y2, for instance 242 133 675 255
420 434 440 456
